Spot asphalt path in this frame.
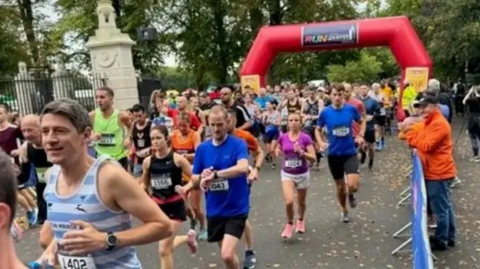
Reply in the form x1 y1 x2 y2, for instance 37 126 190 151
16 116 480 268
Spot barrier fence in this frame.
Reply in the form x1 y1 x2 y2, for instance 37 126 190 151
392 150 434 269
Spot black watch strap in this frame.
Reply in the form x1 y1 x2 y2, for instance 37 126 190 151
106 232 117 251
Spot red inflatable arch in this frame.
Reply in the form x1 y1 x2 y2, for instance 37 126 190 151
240 16 432 120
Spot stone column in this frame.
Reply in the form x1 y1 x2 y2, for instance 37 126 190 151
52 57 75 100
86 0 138 110
14 62 35 115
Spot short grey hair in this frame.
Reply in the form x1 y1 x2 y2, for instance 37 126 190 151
428 78 441 93
372 83 381 90
41 98 91 132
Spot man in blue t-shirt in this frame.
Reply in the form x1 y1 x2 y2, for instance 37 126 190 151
358 85 380 170
315 83 366 223
254 88 272 111
192 105 250 269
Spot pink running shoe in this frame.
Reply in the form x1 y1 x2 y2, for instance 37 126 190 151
187 229 198 253
10 220 23 242
281 223 294 239
296 220 305 234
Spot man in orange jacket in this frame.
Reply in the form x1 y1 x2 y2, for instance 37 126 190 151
404 95 457 251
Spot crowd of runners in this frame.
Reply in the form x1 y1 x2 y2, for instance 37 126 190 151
0 78 467 269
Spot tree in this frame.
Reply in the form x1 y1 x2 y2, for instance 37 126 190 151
326 51 383 83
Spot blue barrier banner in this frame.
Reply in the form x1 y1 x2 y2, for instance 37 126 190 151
411 150 434 269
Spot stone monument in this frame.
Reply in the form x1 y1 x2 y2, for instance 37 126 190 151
86 0 139 110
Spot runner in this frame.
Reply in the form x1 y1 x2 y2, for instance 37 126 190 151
227 108 265 269
190 96 208 136
370 83 387 151
220 86 253 131
301 87 324 170
90 87 132 169
358 85 380 170
0 104 37 226
275 113 316 238
170 112 208 240
36 98 172 268
0 150 27 269
192 105 250 269
316 84 366 223
151 97 175 134
380 81 394 135
130 104 151 179
140 125 199 269
263 100 281 169
18 115 52 226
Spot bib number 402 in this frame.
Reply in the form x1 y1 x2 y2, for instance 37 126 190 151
58 255 96 269
61 258 87 269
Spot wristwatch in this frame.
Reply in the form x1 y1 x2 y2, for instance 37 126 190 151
105 232 118 251
213 171 218 179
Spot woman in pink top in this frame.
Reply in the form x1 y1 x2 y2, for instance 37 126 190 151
275 113 316 239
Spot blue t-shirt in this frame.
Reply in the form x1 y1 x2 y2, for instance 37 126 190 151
192 135 250 218
255 96 272 111
439 104 450 119
317 104 360 156
361 97 380 131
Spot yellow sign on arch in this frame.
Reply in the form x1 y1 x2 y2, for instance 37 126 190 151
241 75 261 95
405 67 429 92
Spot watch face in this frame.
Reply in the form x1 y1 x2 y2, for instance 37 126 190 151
107 234 117 246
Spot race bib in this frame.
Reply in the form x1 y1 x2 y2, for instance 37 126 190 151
332 126 350 137
380 108 386 116
58 254 97 269
285 157 302 168
98 133 115 146
151 174 172 189
209 179 229 191
36 167 48 183
137 139 145 148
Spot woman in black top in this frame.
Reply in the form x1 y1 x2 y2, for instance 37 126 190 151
140 125 199 269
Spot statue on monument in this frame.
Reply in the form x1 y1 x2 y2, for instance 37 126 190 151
97 0 117 29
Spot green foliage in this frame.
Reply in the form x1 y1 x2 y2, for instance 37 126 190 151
326 51 383 83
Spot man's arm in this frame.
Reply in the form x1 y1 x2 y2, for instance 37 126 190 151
18 141 29 163
406 122 449 153
107 163 172 246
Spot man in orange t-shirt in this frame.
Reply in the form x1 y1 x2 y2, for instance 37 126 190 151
226 108 264 269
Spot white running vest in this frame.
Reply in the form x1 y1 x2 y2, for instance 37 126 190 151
44 156 142 269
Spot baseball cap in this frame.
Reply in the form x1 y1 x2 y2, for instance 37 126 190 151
413 94 439 108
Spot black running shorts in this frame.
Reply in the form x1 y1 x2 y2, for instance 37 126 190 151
207 215 248 242
159 200 187 222
364 130 376 144
327 155 360 180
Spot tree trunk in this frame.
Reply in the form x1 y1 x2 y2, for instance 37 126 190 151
17 0 39 66
210 0 229 83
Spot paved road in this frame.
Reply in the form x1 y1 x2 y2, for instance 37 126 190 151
16 117 480 268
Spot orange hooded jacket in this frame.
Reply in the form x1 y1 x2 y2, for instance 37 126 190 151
405 109 456 180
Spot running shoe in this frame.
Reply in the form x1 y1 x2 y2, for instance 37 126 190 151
295 220 305 234
348 194 357 208
450 177 461 188
243 250 257 269
427 216 437 229
341 211 350 223
26 210 37 227
281 223 294 239
375 142 381 151
470 156 480 162
197 228 208 241
187 230 198 253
